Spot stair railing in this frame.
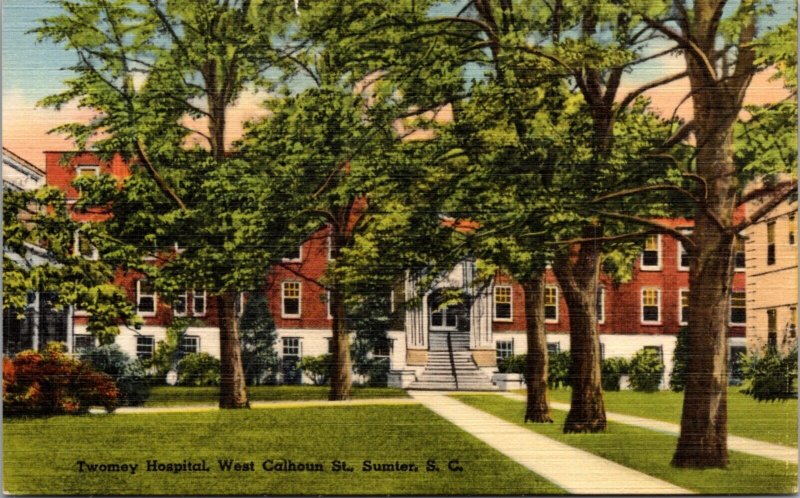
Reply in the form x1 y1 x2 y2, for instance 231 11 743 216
446 331 459 390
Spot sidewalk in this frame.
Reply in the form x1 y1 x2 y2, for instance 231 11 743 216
92 397 419 414
409 391 690 494
502 392 798 464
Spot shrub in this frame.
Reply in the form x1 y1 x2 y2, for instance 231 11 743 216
628 348 665 392
3 342 118 416
239 294 280 385
669 327 690 392
601 357 629 392
740 344 798 401
358 357 390 387
80 344 150 406
548 351 571 390
297 354 332 385
144 319 188 384
176 353 221 386
498 354 526 375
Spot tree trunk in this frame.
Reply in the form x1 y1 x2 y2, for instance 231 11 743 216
329 284 353 400
553 242 606 433
523 272 553 423
217 290 249 409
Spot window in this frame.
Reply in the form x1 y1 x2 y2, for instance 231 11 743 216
679 289 689 326
767 309 777 347
326 290 332 320
136 279 157 316
767 221 776 265
73 335 94 352
179 336 199 355
192 290 206 316
599 342 606 361
789 213 796 245
282 282 301 317
373 339 392 358
547 342 561 355
234 292 245 317
641 288 661 324
430 304 458 330
136 336 154 359
73 231 99 260
496 340 513 365
494 286 513 321
790 307 797 338
283 337 301 356
596 287 605 324
677 229 692 271
643 345 664 364
327 234 334 261
730 291 746 325
76 165 100 178
734 237 745 270
544 286 559 323
173 292 188 317
641 235 661 270
283 245 302 262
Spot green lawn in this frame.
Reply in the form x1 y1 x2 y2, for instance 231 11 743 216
4 404 563 495
144 385 408 406
526 387 798 447
455 394 797 495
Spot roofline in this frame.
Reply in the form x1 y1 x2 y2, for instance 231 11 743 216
3 147 45 175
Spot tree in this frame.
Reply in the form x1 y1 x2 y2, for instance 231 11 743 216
35 0 302 408
627 0 797 468
238 294 279 385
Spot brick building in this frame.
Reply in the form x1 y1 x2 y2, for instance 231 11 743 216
31 151 749 388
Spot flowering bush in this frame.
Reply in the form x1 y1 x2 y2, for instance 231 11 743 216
3 342 119 416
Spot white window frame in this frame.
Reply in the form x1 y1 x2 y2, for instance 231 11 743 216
390 290 395 313
192 289 207 317
493 285 513 322
326 290 332 320
679 288 689 326
729 290 746 326
327 234 334 261
76 165 100 177
640 235 662 271
136 279 157 317
677 241 690 271
544 285 559 324
496 340 514 364
281 281 302 318
179 335 200 355
596 286 605 325
429 304 459 331
640 287 661 325
282 245 303 263
282 337 301 357
136 336 155 360
173 291 188 317
733 236 746 272
73 230 100 260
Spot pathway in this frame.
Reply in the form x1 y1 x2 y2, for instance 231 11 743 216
502 392 798 464
409 391 690 495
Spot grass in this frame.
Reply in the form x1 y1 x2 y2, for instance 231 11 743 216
523 387 798 447
4 404 564 495
455 394 797 495
144 385 408 406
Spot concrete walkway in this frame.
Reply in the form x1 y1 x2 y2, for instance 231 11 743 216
502 392 798 464
91 397 419 415
409 391 690 494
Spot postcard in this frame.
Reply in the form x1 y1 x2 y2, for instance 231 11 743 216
3 0 797 495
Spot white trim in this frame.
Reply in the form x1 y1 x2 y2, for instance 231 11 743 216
136 279 157 317
179 335 200 354
73 230 99 260
545 285 559 324
76 165 100 177
640 234 662 271
678 288 689 326
281 281 302 318
192 290 207 317
640 287 661 325
429 304 459 331
597 286 605 325
282 244 303 263
390 290 395 313
173 291 188 317
677 241 690 271
326 290 332 320
493 285 513 322
729 290 746 326
327 233 334 261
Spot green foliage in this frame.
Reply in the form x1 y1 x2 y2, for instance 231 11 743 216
238 294 280 385
3 343 119 416
669 327 690 392
548 351 571 390
176 353 221 387
145 319 187 383
79 344 149 406
740 344 798 402
628 349 665 392
601 357 630 392
498 354 526 375
297 355 333 386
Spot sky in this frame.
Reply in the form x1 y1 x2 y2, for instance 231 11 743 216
2 0 794 169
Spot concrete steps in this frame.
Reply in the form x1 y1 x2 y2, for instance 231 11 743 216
428 331 470 351
408 351 497 391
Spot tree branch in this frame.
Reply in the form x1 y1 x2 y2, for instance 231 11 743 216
618 71 688 111
735 180 798 232
592 210 696 247
591 183 701 205
134 138 187 210
641 16 717 82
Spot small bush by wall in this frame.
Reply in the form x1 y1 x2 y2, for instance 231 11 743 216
740 344 798 401
80 344 149 406
548 351 571 390
3 343 119 416
176 353 221 386
628 348 665 392
601 357 629 392
297 354 332 386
